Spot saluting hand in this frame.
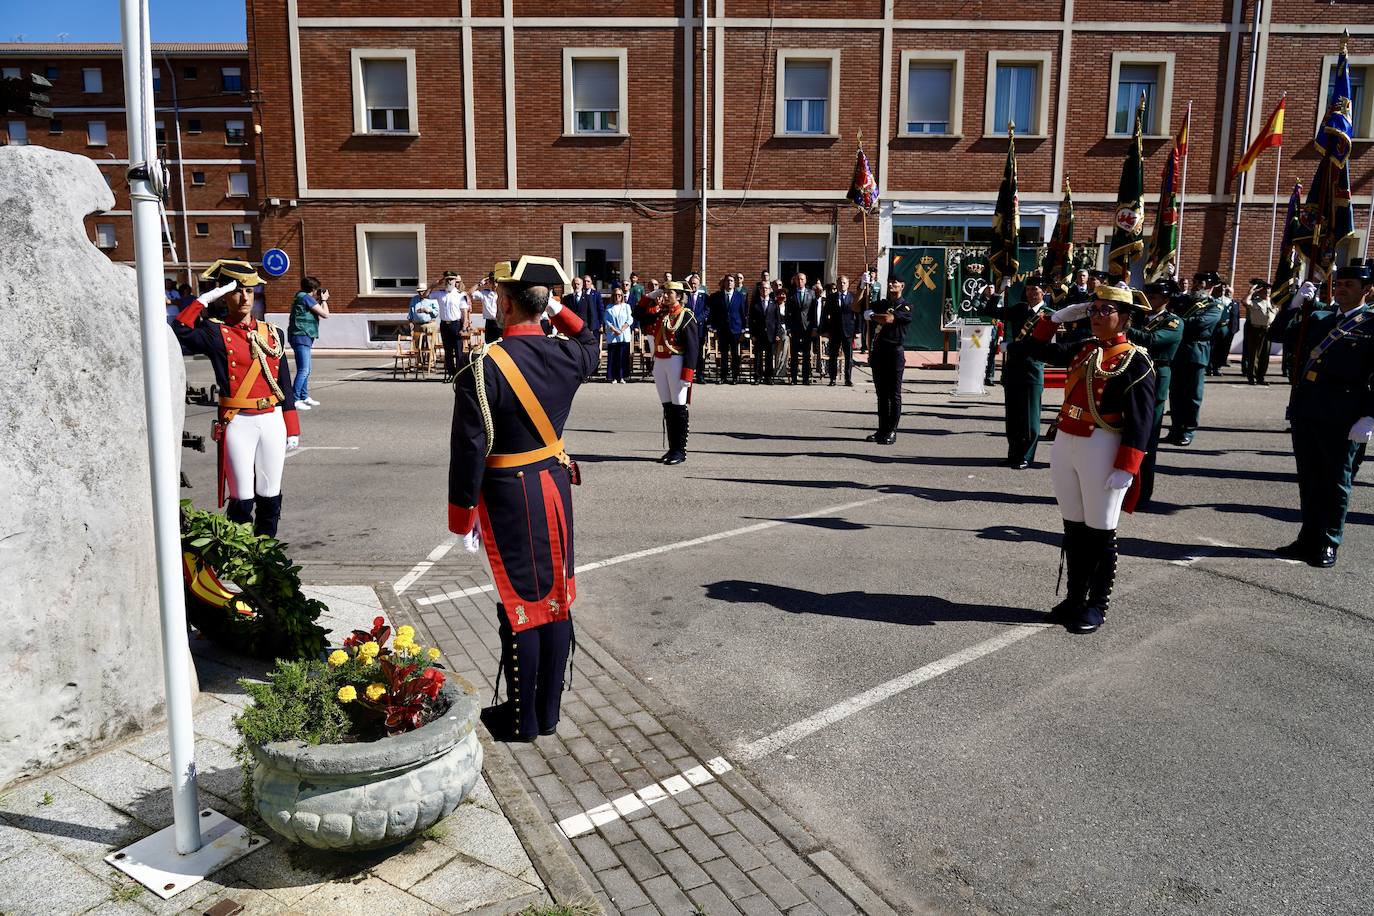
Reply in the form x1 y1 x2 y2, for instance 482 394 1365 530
1348 416 1374 444
1051 302 1090 324
200 280 239 304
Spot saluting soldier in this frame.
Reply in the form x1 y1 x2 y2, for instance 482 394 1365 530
986 275 1052 469
1025 286 1156 634
173 259 300 537
449 256 599 742
634 281 700 465
1269 259 1374 568
1126 279 1184 508
862 276 913 444
1166 270 1224 445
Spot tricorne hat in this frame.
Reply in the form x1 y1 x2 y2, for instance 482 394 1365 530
201 259 264 288
492 256 571 288
1095 284 1150 315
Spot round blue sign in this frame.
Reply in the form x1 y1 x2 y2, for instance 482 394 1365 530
261 248 291 278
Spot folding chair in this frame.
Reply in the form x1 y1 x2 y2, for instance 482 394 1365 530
393 330 418 380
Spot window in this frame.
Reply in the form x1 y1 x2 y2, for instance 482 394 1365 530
82 68 102 93
351 51 418 135
49 119 61 134
227 172 250 197
1323 56 1374 139
1 67 19 80
6 120 27 145
191 170 206 186
87 120 107 146
231 223 252 249
95 224 116 249
772 228 833 285
187 118 202 134
195 222 210 237
775 51 840 137
162 226 175 248
900 52 963 137
357 225 426 295
225 120 246 145
985 52 1052 137
45 65 58 81
155 120 166 145
153 67 162 93
221 67 243 92
565 225 631 285
1108 54 1174 137
183 65 198 80
566 55 624 134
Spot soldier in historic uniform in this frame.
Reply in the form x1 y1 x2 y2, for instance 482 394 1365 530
986 275 1052 468
173 259 299 537
1166 270 1224 445
862 276 913 444
1025 286 1156 634
634 281 700 465
1270 260 1374 568
1127 279 1184 508
449 256 598 742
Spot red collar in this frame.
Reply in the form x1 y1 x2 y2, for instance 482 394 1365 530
502 323 544 337
1093 333 1127 346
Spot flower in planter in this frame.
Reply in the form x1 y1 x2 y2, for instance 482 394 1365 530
365 683 386 701
427 647 441 661
328 650 348 667
337 685 357 702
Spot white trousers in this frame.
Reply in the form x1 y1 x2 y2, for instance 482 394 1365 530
225 408 287 500
1050 427 1127 530
653 355 689 405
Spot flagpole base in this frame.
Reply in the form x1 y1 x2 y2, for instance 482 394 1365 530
106 809 268 899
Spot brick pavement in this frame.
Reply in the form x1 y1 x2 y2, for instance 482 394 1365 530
392 575 898 916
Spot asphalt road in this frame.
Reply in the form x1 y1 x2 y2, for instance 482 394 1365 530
182 353 1374 915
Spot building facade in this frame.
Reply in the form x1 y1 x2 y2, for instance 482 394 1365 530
0 42 258 287
243 1 1369 348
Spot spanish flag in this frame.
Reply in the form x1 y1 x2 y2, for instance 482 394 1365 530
1230 96 1285 179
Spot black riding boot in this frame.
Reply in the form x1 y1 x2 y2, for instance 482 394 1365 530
1073 528 1118 634
253 494 283 538
664 405 688 465
659 403 674 463
1049 520 1089 624
225 498 254 527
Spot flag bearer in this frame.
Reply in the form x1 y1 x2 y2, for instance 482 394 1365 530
1126 280 1184 508
1166 271 1224 445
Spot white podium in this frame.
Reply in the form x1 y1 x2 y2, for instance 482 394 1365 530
953 320 992 396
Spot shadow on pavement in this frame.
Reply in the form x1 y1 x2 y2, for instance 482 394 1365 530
694 476 1057 507
703 579 1044 626
976 524 1282 562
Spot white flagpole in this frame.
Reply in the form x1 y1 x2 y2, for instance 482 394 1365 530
1177 100 1192 270
1268 94 1285 277
1364 190 1374 260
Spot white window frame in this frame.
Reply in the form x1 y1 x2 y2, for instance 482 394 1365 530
898 50 964 138
227 172 250 197
94 223 117 249
562 222 633 285
86 120 107 146
356 223 428 297
6 120 27 145
221 66 243 93
190 170 206 186
1107 52 1175 138
562 48 629 138
82 67 102 93
186 118 202 134
350 49 419 137
152 67 161 93
775 50 841 138
1318 54 1374 141
984 50 1053 139
224 119 247 146
155 119 166 145
194 222 210 237
231 223 252 249
769 224 836 283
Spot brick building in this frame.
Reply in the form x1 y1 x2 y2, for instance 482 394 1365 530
244 1 1371 348
0 42 258 287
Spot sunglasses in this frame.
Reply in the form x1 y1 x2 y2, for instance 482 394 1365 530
1088 304 1123 316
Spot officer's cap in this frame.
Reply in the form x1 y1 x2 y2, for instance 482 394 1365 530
201 259 264 288
1250 279 1272 291
1142 278 1178 298
1334 259 1373 282
1193 270 1221 285
492 256 571 289
1089 269 1111 281
1022 275 1049 289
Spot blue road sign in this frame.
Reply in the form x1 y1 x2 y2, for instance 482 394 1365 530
261 248 291 278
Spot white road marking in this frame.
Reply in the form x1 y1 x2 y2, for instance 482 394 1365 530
284 446 361 460
732 623 1049 763
558 757 734 839
414 494 893 607
394 535 460 595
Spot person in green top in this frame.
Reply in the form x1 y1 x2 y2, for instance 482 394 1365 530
287 276 330 408
1127 279 1184 508
1165 270 1224 445
985 274 1052 469
1270 261 1374 568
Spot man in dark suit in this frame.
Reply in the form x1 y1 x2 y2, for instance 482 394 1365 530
750 286 784 384
563 276 603 380
786 272 819 385
685 274 712 383
709 273 748 384
821 275 859 386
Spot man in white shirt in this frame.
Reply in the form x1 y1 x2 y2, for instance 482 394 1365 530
471 274 499 343
429 271 470 378
1242 280 1278 385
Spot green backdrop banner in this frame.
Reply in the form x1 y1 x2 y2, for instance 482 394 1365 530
888 247 946 350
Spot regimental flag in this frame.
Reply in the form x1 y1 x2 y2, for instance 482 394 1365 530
1041 180 1075 283
847 143 879 211
1145 108 1190 281
1295 39 1356 275
988 125 1020 285
1271 182 1304 310
1230 95 1285 179
1107 94 1148 280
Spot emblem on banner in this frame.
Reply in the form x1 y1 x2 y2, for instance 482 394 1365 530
914 255 939 290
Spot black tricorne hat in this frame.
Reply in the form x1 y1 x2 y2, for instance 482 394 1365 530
492 256 571 289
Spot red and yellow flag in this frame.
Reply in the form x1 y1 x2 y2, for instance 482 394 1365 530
1230 96 1285 179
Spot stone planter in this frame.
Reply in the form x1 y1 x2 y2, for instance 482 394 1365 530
250 679 483 850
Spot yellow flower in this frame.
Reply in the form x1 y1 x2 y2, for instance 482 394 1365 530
365 683 386 702
396 625 415 643
427 647 441 661
327 650 348 667
359 641 380 658
337 685 357 703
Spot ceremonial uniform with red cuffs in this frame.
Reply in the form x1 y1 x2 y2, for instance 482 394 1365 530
633 282 700 465
172 260 299 537
449 256 599 742
1026 285 1155 633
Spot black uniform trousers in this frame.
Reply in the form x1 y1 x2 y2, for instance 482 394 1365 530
440 320 463 376
1136 379 1170 506
754 335 776 382
1290 416 1361 551
1001 362 1044 465
483 323 502 344
718 331 743 382
870 342 906 435
495 604 573 739
826 334 854 383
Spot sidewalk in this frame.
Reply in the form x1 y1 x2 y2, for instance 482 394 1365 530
399 578 900 916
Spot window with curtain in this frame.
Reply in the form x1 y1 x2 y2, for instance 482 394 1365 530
228 173 250 196
225 119 246 144
783 60 830 134
366 233 421 290
907 64 952 134
1329 65 1369 136
1115 63 1159 134
221 67 243 92
82 68 102 93
87 120 107 145
993 63 1037 134
572 58 620 133
232 223 252 249
6 120 27 145
95 224 116 248
362 59 410 133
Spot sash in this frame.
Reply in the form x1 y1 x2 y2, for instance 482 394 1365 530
1303 307 1371 380
483 345 579 483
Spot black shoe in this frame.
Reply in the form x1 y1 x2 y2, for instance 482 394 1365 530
1177 434 1194 446
1259 379 1270 386
828 379 836 387
663 452 686 466
878 434 896 445
845 380 854 387
1069 604 1106 634
1274 540 1308 560
864 433 881 442
1310 546 1337 568
1012 460 1031 470
538 726 557 737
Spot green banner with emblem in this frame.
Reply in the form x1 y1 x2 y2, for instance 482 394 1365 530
888 248 946 350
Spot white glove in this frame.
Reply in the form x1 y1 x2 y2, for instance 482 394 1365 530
1051 302 1090 324
1000 276 1013 292
1104 469 1134 492
285 436 299 451
199 280 238 304
862 309 875 320
1298 281 1318 304
1349 416 1374 444
544 298 564 318
463 523 482 554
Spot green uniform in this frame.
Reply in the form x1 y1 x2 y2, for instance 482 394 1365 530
1127 309 1184 506
1271 300 1374 550
1167 294 1223 440
988 296 1048 465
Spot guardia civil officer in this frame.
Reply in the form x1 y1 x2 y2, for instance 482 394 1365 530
1025 286 1156 634
986 275 1052 468
634 281 700 465
1126 279 1184 508
173 259 300 537
863 276 913 444
1166 271 1224 445
449 256 599 742
1269 259 1374 568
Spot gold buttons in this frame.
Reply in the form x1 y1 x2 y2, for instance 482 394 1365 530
516 471 524 478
